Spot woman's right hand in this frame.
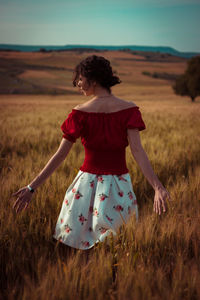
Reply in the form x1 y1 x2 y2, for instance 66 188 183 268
11 186 34 214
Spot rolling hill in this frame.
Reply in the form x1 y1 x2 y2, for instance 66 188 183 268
0 44 199 58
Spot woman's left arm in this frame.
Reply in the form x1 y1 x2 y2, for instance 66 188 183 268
11 138 73 213
128 128 172 215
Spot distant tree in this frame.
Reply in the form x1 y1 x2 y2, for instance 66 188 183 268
172 56 200 102
39 48 47 52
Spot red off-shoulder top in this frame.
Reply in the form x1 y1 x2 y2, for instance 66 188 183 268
61 106 146 175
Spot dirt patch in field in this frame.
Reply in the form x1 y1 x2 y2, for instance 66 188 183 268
19 70 56 79
0 51 54 60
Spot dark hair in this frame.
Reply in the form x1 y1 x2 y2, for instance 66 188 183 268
72 55 121 94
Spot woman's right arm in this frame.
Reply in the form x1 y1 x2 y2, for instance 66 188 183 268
11 138 73 213
28 138 73 190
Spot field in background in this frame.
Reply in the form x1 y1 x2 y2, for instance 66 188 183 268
0 49 186 95
0 50 200 299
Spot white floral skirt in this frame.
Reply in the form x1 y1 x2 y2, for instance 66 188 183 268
53 170 138 250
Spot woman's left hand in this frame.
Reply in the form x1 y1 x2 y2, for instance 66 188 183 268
10 186 33 214
153 186 172 215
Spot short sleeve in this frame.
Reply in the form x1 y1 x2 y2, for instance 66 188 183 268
61 110 83 143
126 107 146 131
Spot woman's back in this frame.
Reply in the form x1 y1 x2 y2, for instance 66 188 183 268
73 95 137 113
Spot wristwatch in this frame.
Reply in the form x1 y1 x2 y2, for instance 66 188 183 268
27 185 35 193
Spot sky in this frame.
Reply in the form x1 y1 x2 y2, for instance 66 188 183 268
0 0 200 52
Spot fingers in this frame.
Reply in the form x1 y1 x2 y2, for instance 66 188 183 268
154 198 161 215
162 188 172 202
10 187 32 214
162 199 166 213
15 202 25 213
166 191 173 202
24 202 30 210
12 192 24 206
153 197 166 215
12 197 21 210
158 201 162 215
12 191 20 197
12 197 22 212
12 194 31 213
13 198 28 213
11 188 24 197
153 200 156 213
153 187 172 215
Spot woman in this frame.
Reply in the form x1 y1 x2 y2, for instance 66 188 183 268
11 55 171 250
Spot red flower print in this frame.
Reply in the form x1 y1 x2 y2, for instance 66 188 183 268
113 204 124 212
90 180 94 188
65 199 69 206
128 191 134 200
132 199 137 205
97 176 104 183
61 218 64 223
118 191 124 197
117 175 128 182
106 214 113 224
81 241 90 247
74 191 83 199
65 224 72 233
99 227 108 234
93 208 99 217
99 193 108 201
89 206 93 213
72 188 76 193
78 213 87 225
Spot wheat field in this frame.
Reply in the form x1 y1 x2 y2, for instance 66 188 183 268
0 51 200 300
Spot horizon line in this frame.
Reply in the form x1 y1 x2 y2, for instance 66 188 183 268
0 42 199 53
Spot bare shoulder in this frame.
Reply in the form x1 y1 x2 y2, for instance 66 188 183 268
73 97 137 112
73 100 94 111
115 97 137 109
73 104 82 110
73 104 88 111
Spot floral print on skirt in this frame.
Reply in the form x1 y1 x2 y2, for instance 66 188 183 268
53 170 138 250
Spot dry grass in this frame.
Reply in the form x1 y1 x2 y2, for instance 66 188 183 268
0 51 200 299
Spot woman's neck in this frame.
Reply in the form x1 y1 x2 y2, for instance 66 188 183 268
92 93 113 100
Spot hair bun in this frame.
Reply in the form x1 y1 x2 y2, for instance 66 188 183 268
72 55 122 93
108 75 121 87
